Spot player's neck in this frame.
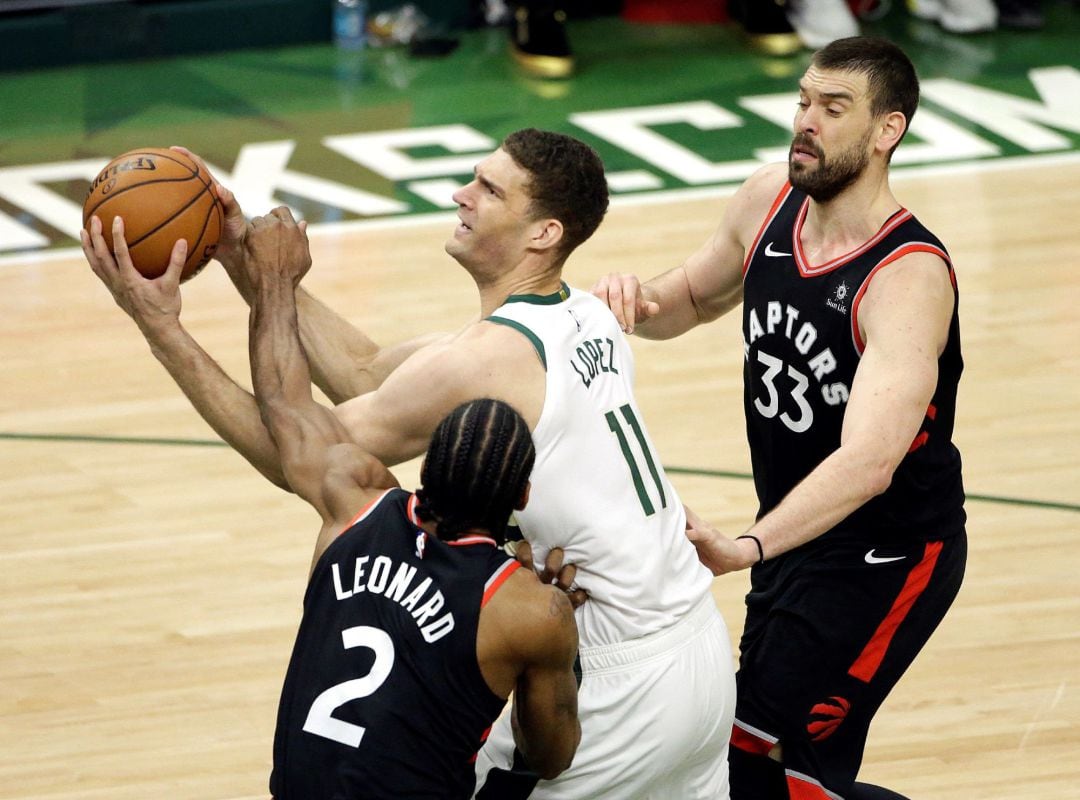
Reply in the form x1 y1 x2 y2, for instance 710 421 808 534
476 260 565 317
418 519 498 545
802 172 900 253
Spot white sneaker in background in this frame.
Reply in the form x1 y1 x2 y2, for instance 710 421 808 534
787 0 861 48
907 0 998 32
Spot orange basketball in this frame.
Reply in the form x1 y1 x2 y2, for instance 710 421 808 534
83 147 223 282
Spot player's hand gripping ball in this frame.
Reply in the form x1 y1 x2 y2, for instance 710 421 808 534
83 147 223 281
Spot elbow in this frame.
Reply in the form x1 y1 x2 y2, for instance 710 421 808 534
533 762 564 781
532 723 580 780
862 459 895 500
842 437 902 501
692 284 739 327
256 392 287 431
535 763 569 781
264 468 293 493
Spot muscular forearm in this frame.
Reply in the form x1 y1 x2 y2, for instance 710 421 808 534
251 282 316 416
217 254 399 404
250 281 353 469
296 288 382 402
296 289 441 404
746 445 894 559
511 693 579 780
144 322 289 489
635 266 738 340
222 247 435 404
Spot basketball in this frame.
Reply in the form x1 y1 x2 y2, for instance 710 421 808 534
83 147 224 282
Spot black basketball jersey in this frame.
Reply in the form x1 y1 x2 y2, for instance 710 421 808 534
270 488 521 800
741 183 965 543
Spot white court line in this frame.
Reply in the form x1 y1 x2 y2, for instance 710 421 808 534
2 149 1078 270
1016 680 1068 753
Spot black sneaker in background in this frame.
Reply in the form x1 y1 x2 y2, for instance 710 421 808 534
729 0 802 56
995 0 1045 28
509 2 574 78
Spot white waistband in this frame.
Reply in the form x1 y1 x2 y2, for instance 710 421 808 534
578 594 722 675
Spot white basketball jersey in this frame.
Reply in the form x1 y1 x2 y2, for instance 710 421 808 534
488 284 714 648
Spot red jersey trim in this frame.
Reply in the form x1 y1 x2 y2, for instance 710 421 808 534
794 202 912 278
406 493 499 547
341 488 396 534
729 718 779 755
849 242 952 355
742 182 794 279
848 541 944 683
786 770 842 800
449 535 499 547
481 559 522 608
406 492 422 526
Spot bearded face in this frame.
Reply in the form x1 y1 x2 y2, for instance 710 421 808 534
788 126 874 203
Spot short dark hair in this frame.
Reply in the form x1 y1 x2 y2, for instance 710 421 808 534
415 399 535 545
812 36 920 152
501 128 609 263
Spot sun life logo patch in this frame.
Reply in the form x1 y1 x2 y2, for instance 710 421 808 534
825 281 850 314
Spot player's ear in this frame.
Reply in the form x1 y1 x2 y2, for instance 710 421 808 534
515 481 531 511
530 218 564 254
877 111 907 154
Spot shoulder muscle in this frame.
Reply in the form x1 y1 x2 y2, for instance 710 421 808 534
859 251 954 355
332 322 544 464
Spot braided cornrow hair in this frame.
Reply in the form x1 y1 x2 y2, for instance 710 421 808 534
414 399 536 545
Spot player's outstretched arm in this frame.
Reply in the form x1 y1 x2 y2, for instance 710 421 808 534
330 319 544 467
591 163 787 339
246 208 397 548
589 241 730 340
295 290 450 405
172 146 447 405
509 582 581 779
82 214 289 490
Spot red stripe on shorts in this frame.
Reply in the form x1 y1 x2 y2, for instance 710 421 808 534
730 720 777 756
786 771 836 800
848 541 943 683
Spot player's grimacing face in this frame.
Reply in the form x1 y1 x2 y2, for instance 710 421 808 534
788 67 876 202
446 149 536 270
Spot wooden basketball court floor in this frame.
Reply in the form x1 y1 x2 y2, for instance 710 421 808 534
1 152 1077 799
1 14 1079 799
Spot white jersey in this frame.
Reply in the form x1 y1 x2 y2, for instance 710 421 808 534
488 284 714 648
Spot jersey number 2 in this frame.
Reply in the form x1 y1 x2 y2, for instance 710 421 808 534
606 404 667 516
303 625 395 747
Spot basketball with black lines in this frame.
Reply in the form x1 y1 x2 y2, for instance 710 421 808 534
83 147 223 282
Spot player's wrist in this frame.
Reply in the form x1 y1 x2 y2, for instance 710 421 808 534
735 534 765 568
137 307 183 339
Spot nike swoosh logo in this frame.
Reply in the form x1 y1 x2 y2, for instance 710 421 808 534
764 242 791 257
865 550 906 565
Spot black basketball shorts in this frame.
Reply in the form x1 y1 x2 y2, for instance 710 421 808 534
729 532 967 799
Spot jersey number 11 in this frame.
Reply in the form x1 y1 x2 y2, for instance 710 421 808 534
606 404 667 516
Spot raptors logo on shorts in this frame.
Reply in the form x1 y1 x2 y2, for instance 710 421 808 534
806 696 851 742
